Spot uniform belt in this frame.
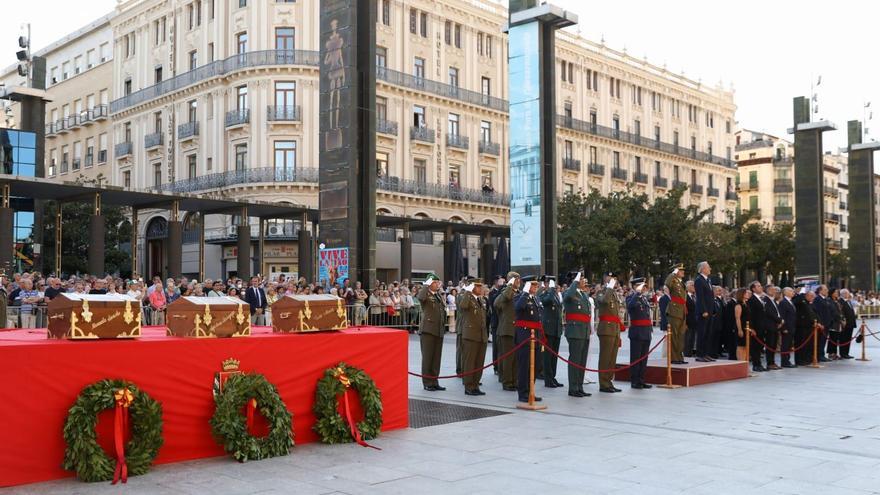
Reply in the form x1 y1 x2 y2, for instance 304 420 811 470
670 296 686 305
565 313 591 323
514 320 543 330
599 315 626 331
630 319 653 327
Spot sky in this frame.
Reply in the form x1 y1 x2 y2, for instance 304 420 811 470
9 0 880 152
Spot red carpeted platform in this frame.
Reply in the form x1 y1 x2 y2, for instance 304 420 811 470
615 359 749 387
0 325 408 487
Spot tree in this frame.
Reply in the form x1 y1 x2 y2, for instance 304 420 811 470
41 201 132 277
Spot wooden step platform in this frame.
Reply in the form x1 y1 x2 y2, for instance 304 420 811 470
614 359 749 387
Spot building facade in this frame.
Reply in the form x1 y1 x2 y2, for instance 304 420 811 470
6 0 739 281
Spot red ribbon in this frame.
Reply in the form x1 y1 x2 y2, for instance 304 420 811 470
341 389 381 450
599 315 626 331
670 296 688 315
514 320 543 330
111 389 133 485
566 313 591 323
246 398 257 434
630 319 653 327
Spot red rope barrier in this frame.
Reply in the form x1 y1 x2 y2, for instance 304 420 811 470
407 336 532 380
540 334 667 373
750 329 815 355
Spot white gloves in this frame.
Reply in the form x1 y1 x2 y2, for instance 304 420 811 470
507 277 516 286
522 281 533 293
606 278 617 289
799 286 807 295
463 283 474 292
635 283 645 292
573 272 582 283
424 276 434 286
548 280 556 289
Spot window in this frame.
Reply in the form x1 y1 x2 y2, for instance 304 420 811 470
568 62 574 83
674 165 680 181
419 12 427 37
448 113 460 136
62 61 69 80
454 24 461 48
100 42 109 62
61 145 69 173
209 0 215 18
414 158 427 185
589 146 597 165
590 110 597 129
609 77 615 97
612 115 620 136
188 100 197 122
444 20 452 45
481 169 494 190
560 61 567 83
236 85 247 110
655 160 661 177
275 27 295 51
189 50 198 70
74 55 82 74
486 36 493 58
413 57 425 79
481 77 491 97
207 157 212 170
153 163 162 187
448 67 459 87
86 49 95 69
586 69 593 90
691 169 698 185
236 32 248 54
99 133 107 162
673 130 680 148
413 105 426 127
726 120 732 133
381 0 390 25
155 65 163 83
654 125 661 142
161 17 167 41
235 144 248 171
477 33 484 56
274 141 296 174
708 141 713 157
749 195 758 211
50 66 58 84
195 0 201 25
207 42 214 62
376 46 387 67
409 8 417 34
187 4 194 29
726 146 732 161
376 152 389 177
377 96 387 121
633 119 641 137
708 174 715 189
448 164 460 187
635 156 642 174
49 149 57 176
275 81 296 108
613 151 620 170
480 121 491 142
691 135 697 151
188 154 197 179
238 0 247 7
154 111 162 133
123 171 131 188
124 122 132 142
72 143 81 169
565 183 575 195
564 140 573 160
85 137 94 166
564 102 572 120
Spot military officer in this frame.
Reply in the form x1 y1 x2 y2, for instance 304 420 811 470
627 277 654 389
459 277 489 395
455 286 465 376
514 276 543 403
664 263 688 364
596 272 624 393
417 274 447 391
493 271 520 391
538 275 564 388
487 276 504 373
563 271 592 397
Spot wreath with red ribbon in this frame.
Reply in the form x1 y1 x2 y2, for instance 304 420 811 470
313 362 383 448
62 379 164 483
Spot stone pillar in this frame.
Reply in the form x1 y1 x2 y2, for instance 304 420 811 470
480 231 494 281
167 201 182 279
131 208 139 279
198 213 206 282
298 227 313 283
237 207 251 280
443 227 454 284
846 120 880 290
257 218 265 278
88 194 105 276
400 223 412 283
0 207 13 277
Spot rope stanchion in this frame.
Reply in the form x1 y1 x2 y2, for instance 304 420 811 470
657 327 680 389
744 322 756 377
540 334 666 374
517 329 546 411
808 321 823 369
856 319 871 362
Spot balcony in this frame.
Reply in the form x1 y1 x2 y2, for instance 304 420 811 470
774 206 793 221
56 118 70 134
742 208 762 219
91 104 109 121
225 108 250 127
78 111 94 126
588 163 605 176
563 158 581 172
611 168 628 181
178 121 199 140
841 224 848 233
673 179 688 189
446 133 469 150
377 66 508 113
410 126 435 143
824 212 841 223
738 180 759 192
98 149 107 163
824 186 840 198
707 187 720 197
45 122 58 136
826 239 843 250
110 50 321 113
726 190 738 201
735 139 774 152
773 178 793 193
634 172 648 184
478 140 500 156
266 105 302 122
690 184 704 195
555 114 736 169
377 176 510 206
144 132 163 149
115 142 132 157
156 167 319 193
66 114 82 129
840 201 848 210
773 156 793 167
377 118 398 136
653 176 668 188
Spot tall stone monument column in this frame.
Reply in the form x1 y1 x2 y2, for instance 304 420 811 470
506 2 576 277
846 120 880 290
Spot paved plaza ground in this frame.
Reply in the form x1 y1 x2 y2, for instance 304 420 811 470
7 321 880 495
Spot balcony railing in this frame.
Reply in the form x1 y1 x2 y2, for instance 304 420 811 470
826 239 843 250
72 158 81 170
588 163 605 176
144 132 163 149
410 126 435 143
59 161 69 173
377 118 398 136
377 176 510 206
446 133 469 150
155 167 320 193
824 186 840 198
556 114 736 168
225 108 250 127
634 172 648 184
726 190 738 201
691 184 704 195
773 178 793 193
115 142 132 157
267 105 302 122
45 122 58 135
742 208 761 218
673 179 688 189
92 104 109 120
66 114 82 128
824 212 841 223
563 158 581 172
738 180 759 191
707 187 720 197
85 154 94 167
55 118 70 133
110 50 320 113
377 66 508 113
478 140 500 156
178 121 199 140
654 176 668 188
611 168 628 181
735 139 774 151
774 206 793 221
773 156 793 167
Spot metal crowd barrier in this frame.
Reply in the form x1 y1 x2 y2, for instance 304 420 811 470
4 306 49 329
857 305 880 319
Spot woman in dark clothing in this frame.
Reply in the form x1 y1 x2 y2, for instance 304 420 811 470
723 291 739 360
827 288 843 359
734 288 752 361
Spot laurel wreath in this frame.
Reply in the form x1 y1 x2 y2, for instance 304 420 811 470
313 362 383 444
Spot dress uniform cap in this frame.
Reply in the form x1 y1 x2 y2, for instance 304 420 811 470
630 276 646 285
671 262 685 271
506 271 521 279
520 275 537 283
467 277 484 286
540 275 556 282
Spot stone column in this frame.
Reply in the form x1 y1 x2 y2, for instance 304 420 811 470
237 207 251 280
87 194 105 276
167 201 183 279
400 223 412 283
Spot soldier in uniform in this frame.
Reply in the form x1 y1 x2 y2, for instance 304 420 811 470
627 277 654 389
664 263 689 365
563 271 592 397
596 272 624 393
487 276 504 374
417 274 447 391
538 275 564 388
455 287 465 376
493 271 520 391
514 276 543 403
459 277 488 395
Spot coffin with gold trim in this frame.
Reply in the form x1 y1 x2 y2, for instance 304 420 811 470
271 294 348 333
166 296 251 338
46 293 142 339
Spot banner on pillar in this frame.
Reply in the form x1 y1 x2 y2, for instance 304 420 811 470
508 21 542 274
318 247 349 287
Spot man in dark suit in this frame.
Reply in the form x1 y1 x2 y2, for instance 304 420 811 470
711 286 725 359
658 287 670 334
762 285 783 370
812 285 831 363
793 288 818 366
693 262 715 362
685 281 697 357
778 287 798 368
747 281 767 372
839 289 857 359
244 277 268 325
486 276 504 373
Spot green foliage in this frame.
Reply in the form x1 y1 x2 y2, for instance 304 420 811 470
210 373 294 462
41 201 132 277
62 379 164 482
313 362 383 444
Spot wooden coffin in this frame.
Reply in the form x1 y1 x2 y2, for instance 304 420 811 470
166 296 251 338
271 294 348 333
46 293 141 339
